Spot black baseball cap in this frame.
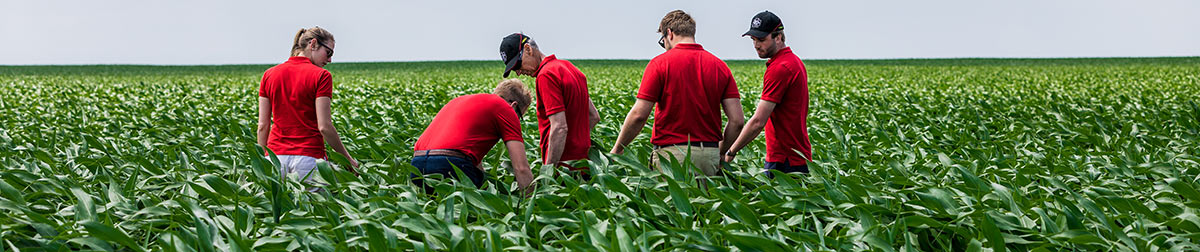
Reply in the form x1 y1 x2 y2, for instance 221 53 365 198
499 33 531 77
743 11 783 38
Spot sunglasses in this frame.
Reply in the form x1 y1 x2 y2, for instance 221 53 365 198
507 100 525 117
658 34 667 49
316 40 334 58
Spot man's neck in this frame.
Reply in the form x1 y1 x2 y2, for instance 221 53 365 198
675 37 697 45
533 51 546 61
771 45 787 58
528 50 548 78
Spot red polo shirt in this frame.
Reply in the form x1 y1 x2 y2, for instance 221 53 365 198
259 56 333 159
414 94 524 165
637 43 740 146
534 55 592 162
761 47 812 164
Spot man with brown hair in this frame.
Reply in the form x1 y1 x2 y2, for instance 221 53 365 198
499 33 600 179
612 10 746 177
412 79 535 194
725 11 812 179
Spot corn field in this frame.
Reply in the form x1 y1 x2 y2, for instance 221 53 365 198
1 58 1199 251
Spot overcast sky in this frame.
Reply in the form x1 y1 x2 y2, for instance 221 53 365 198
2 0 1198 65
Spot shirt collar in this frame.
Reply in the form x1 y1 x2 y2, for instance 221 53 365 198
287 56 312 65
672 43 704 50
766 47 793 66
534 54 557 76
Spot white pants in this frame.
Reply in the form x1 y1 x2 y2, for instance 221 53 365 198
277 155 327 191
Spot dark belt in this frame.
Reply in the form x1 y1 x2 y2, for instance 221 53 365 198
654 141 719 150
414 149 474 163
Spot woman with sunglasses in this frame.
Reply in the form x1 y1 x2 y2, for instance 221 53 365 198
257 26 359 190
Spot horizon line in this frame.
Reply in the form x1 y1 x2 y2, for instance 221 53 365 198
2 56 1197 67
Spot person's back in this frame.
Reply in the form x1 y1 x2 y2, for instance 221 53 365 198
640 43 738 146
414 93 522 164
498 33 601 179
411 79 535 193
261 57 331 158
611 10 745 178
534 57 593 164
256 26 358 191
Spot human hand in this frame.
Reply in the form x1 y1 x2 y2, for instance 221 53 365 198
346 158 361 176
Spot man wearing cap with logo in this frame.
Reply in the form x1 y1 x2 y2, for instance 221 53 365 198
412 79 535 194
724 11 813 178
500 33 600 178
611 10 746 177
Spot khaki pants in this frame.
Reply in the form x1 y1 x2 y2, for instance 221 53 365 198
651 145 721 176
277 155 329 192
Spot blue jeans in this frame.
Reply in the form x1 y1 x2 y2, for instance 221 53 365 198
410 155 485 189
765 160 809 179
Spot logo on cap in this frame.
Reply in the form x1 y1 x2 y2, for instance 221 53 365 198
500 52 507 61
752 18 762 28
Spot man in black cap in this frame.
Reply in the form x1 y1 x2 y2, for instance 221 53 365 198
724 11 814 179
499 33 599 179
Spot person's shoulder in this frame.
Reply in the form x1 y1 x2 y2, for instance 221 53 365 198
768 53 800 68
542 59 571 75
646 52 675 69
550 57 571 66
263 62 289 75
699 50 731 69
650 50 676 62
779 55 804 73
279 59 326 74
477 94 515 117
706 50 727 61
300 63 331 76
550 59 587 79
791 55 807 71
553 58 583 72
476 93 506 105
452 94 499 109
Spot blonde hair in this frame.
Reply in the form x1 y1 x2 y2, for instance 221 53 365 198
658 10 696 37
291 26 335 57
494 79 533 114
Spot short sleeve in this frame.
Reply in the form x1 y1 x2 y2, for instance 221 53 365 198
495 102 524 142
760 65 793 103
258 73 270 98
537 71 567 115
722 66 740 99
636 59 664 102
315 70 333 98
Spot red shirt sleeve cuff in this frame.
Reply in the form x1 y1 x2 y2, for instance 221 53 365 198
760 95 782 103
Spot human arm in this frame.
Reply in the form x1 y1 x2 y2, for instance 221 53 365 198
724 100 776 162
544 112 568 165
256 97 272 152
316 97 359 174
610 99 655 154
504 140 535 195
718 98 746 156
588 98 600 131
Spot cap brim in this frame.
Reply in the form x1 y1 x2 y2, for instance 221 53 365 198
743 29 770 38
502 49 523 78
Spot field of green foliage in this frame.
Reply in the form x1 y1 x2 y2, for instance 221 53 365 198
1 57 1199 251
